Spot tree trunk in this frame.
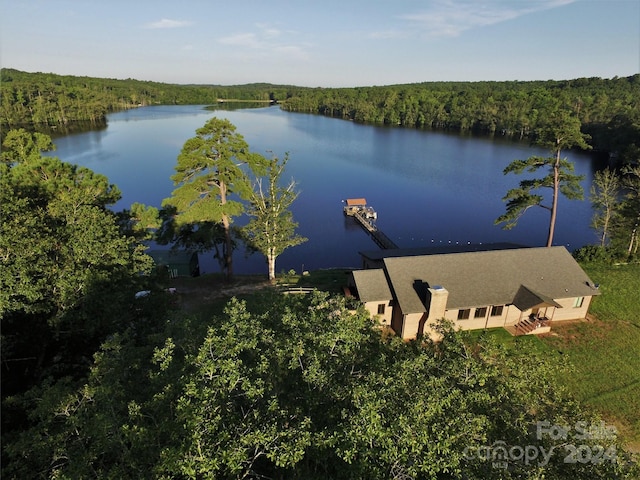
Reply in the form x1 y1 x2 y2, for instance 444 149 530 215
268 253 276 283
219 180 233 281
222 213 233 281
601 210 611 247
547 149 561 247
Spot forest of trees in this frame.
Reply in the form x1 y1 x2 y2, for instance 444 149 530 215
0 68 305 130
279 76 640 167
2 69 639 167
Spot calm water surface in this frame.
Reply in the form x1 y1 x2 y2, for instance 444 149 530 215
49 105 601 274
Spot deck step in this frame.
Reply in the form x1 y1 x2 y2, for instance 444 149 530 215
513 318 550 335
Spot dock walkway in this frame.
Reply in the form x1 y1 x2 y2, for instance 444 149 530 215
344 198 398 250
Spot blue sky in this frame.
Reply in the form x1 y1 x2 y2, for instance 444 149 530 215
1 0 638 87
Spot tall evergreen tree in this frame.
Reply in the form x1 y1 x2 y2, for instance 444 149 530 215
162 118 266 281
496 113 590 246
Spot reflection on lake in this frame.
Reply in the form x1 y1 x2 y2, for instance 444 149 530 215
48 105 602 274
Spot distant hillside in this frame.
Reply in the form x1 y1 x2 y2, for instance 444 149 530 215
2 69 639 164
279 75 640 163
0 68 306 127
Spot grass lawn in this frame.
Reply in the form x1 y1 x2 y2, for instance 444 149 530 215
458 265 640 452
167 268 351 320
540 263 640 451
478 263 640 451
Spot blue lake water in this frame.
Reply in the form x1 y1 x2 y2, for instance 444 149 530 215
48 105 602 275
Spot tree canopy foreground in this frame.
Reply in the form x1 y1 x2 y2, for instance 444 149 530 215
3 291 637 479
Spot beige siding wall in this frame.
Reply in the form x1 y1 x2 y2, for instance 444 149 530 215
393 297 595 340
402 312 424 340
444 305 518 331
363 300 393 326
504 305 523 324
551 296 593 321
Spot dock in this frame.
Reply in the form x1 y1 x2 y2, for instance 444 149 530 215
343 198 398 250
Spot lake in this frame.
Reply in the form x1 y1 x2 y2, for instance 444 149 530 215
48 105 602 275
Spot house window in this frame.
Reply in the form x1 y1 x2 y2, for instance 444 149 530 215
377 303 386 315
490 305 504 317
573 297 584 308
474 307 487 318
457 309 471 320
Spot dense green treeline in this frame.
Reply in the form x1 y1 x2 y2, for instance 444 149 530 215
0 69 303 128
281 76 640 165
2 69 639 165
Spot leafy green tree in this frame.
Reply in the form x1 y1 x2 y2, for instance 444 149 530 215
1 128 55 164
496 113 589 247
590 168 621 247
117 202 161 241
162 118 266 281
0 130 153 397
156 204 241 274
243 154 307 282
5 290 637 479
617 165 640 257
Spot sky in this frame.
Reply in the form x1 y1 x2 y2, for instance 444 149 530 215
1 0 638 87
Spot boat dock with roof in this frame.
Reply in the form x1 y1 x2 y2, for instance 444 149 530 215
343 198 398 250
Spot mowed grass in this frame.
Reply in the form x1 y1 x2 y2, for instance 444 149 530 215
540 263 640 450
465 263 640 450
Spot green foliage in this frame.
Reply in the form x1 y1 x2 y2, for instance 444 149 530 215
573 245 616 264
611 166 640 259
1 128 55 164
496 115 587 247
243 154 308 281
281 75 640 157
161 118 268 280
0 130 154 399
4 290 637 479
117 202 161 241
590 168 622 247
0 68 305 128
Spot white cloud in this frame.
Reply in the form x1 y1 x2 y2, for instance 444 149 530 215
256 23 282 39
218 33 264 49
399 0 577 38
144 18 193 29
274 45 309 61
217 23 310 61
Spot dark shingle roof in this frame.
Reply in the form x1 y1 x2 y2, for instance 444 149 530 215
360 242 525 261
382 246 599 313
512 285 562 310
351 269 393 303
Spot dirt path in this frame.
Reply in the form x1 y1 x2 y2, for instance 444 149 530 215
167 275 273 313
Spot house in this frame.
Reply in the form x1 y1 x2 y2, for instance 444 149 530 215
148 250 200 278
346 246 600 340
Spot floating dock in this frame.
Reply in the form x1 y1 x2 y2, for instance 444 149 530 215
343 198 398 250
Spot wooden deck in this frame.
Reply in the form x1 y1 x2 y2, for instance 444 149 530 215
504 317 551 336
349 205 398 250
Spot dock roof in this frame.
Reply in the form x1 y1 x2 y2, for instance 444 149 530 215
346 198 367 206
